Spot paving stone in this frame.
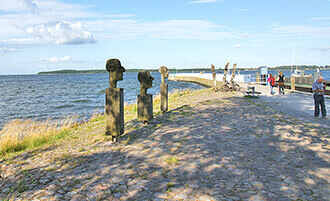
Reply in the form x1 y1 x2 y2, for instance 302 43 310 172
1 90 329 201
173 194 188 200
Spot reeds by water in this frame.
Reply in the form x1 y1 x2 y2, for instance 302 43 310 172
0 116 78 156
0 88 194 157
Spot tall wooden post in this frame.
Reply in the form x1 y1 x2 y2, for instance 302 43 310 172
105 58 125 142
291 77 295 91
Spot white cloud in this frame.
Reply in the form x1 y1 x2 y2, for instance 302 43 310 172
85 19 239 40
0 0 103 46
308 17 330 21
0 0 137 46
26 21 96 45
188 0 221 4
241 33 248 38
0 47 20 53
0 0 243 46
24 0 39 14
234 44 243 48
0 0 31 12
272 25 330 38
40 56 71 63
0 0 38 13
310 46 330 52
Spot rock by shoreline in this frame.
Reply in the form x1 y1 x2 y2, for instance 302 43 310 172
1 89 329 201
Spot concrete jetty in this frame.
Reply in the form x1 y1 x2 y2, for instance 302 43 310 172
169 73 245 88
169 73 329 124
170 72 330 95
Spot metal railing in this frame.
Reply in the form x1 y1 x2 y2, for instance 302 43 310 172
243 74 267 84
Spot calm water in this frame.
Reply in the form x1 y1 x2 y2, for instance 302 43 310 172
0 72 205 127
1 69 329 127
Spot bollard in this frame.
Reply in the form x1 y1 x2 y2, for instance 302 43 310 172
291 77 295 91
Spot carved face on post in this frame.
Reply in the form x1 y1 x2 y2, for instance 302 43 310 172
211 64 215 73
138 71 154 95
106 59 126 88
159 66 169 84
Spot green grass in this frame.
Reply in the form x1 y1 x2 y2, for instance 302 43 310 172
165 156 179 165
0 117 77 157
0 88 199 158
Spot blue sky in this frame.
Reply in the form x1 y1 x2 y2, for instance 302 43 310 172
0 0 329 74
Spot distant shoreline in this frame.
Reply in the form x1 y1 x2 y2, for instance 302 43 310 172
37 66 329 75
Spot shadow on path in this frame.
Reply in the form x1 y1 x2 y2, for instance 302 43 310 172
1 94 329 200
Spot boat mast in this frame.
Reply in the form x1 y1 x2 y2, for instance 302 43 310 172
291 35 298 74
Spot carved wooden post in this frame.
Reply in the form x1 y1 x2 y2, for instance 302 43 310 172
223 62 229 84
159 66 169 113
230 63 237 84
137 71 154 123
211 64 216 90
105 58 125 142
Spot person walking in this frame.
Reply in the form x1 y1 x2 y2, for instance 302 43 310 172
267 74 276 95
312 76 327 118
278 71 285 94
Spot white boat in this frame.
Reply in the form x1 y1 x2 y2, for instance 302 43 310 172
291 69 301 77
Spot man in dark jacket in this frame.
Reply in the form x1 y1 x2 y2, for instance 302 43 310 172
312 76 327 118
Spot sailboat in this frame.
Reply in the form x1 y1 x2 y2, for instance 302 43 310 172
290 35 302 77
291 69 302 77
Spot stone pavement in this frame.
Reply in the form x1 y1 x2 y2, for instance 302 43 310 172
0 89 329 201
240 83 330 127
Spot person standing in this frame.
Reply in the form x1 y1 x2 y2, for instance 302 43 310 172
312 76 327 118
267 74 276 95
278 71 285 94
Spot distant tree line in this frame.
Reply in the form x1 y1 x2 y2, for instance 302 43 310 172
38 65 328 75
37 69 159 75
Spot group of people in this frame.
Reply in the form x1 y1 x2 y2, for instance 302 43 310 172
267 72 327 119
267 71 285 95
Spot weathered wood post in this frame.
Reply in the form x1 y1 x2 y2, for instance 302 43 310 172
223 62 229 84
291 77 295 91
159 66 169 113
211 64 216 90
137 71 154 123
105 59 125 142
230 63 237 84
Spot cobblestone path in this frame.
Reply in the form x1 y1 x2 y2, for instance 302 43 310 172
1 89 329 201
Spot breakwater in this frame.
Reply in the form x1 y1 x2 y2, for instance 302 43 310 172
169 73 330 95
169 75 223 88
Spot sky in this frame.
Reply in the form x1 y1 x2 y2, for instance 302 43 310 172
0 0 329 74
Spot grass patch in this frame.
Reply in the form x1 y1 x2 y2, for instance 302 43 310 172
0 88 200 158
0 116 78 157
164 156 179 165
167 182 174 188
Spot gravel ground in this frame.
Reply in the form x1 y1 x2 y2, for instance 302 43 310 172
0 89 329 201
